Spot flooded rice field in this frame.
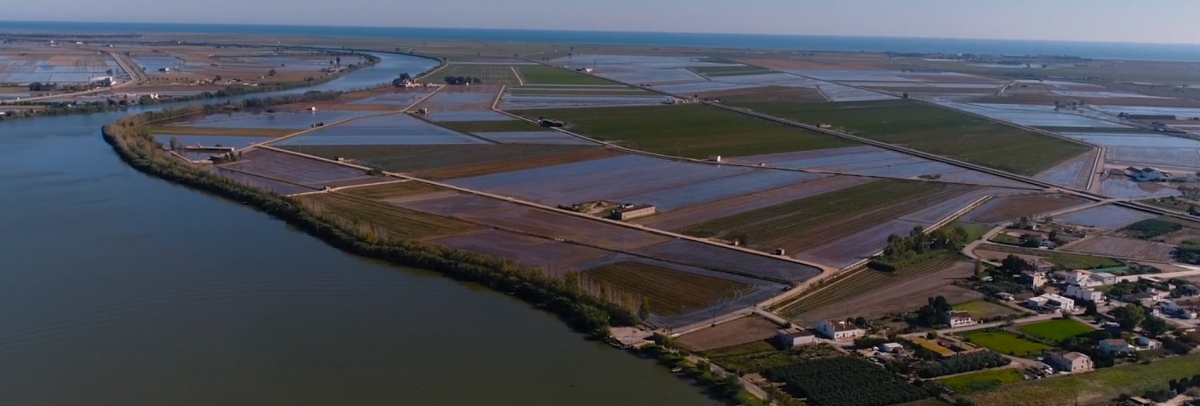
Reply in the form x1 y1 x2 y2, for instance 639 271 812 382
937 102 1131 128
203 166 320 195
796 219 927 269
1093 105 1200 119
432 229 610 276
816 83 896 101
175 110 375 129
133 56 183 72
655 81 760 95
725 146 1030 188
637 176 876 231
472 131 597 145
1052 90 1169 99
897 187 1021 224
152 134 274 149
960 194 1092 224
1033 149 1098 189
275 114 488 146
220 148 377 187
424 111 514 121
1057 204 1158 229
1101 178 1181 199
0 54 125 83
501 94 666 109
634 239 822 283
709 73 823 88
348 92 431 106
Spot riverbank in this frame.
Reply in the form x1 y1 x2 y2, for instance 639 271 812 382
101 93 638 338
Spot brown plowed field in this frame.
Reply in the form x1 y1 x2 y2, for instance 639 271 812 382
1062 236 1176 262
782 256 976 320
295 192 479 240
676 316 780 352
433 229 610 276
583 261 754 316
342 180 446 199
220 148 370 186
962 194 1091 224
635 176 874 231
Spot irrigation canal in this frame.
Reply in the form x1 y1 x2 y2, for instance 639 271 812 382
0 52 717 406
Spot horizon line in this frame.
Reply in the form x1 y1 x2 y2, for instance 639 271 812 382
3 20 1200 47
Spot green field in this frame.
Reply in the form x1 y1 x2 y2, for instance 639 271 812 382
684 180 973 254
516 65 617 85
938 368 1026 393
781 256 961 317
729 100 1090 175
1017 319 1093 343
968 353 1200 406
509 87 648 96
583 261 753 316
689 65 775 77
960 330 1051 357
419 64 521 85
295 192 478 240
953 300 1020 320
433 119 550 133
954 221 995 243
342 181 444 200
975 244 1123 269
512 104 851 159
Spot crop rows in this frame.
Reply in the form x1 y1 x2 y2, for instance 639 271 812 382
764 356 929 406
582 261 753 316
343 181 445 200
223 149 368 185
295 192 479 240
1064 236 1175 262
516 65 617 85
419 64 520 85
780 255 957 316
967 353 1200 406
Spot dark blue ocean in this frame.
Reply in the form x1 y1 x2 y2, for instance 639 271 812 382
4 21 1200 62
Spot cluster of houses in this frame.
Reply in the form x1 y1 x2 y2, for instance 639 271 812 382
774 320 864 348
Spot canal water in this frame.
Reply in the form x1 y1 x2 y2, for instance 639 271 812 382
0 53 715 406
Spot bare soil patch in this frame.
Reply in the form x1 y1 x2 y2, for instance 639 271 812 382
1061 236 1176 262
962 194 1091 224
794 261 979 323
676 316 780 352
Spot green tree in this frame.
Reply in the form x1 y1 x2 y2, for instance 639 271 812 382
638 298 651 320
1142 316 1172 337
1112 304 1146 330
267 69 277 77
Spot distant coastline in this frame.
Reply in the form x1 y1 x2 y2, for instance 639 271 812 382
5 20 1200 62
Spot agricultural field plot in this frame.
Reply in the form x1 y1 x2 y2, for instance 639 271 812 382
578 258 784 327
447 154 823 211
634 239 823 283
508 86 650 96
418 64 521 85
700 86 827 103
655 81 762 95
938 368 1026 394
472 131 596 145
500 93 666 110
422 110 515 122
153 134 274 149
146 126 298 137
409 86 501 111
432 229 609 276
815 83 897 101
636 176 873 231
1093 105 1200 119
550 54 728 85
707 72 825 89
953 300 1022 320
432 120 548 133
341 180 444 200
736 53 896 72
1062 236 1176 262
795 218 930 268
0 50 125 83
277 144 618 180
676 316 780 352
397 194 671 251
973 244 1123 270
203 166 318 195
897 187 1023 224
1032 148 1098 189
515 65 616 85
729 100 1091 175
782 256 975 319
1017 319 1094 343
171 110 374 130
937 102 1132 129
296 192 478 240
966 353 1200 406
514 104 851 159
959 331 1051 358
1057 131 1200 168
346 90 433 107
688 65 775 77
273 114 489 146
1101 178 1180 200
959 194 1092 224
1057 204 1158 230
789 70 1000 83
218 148 376 187
683 180 974 257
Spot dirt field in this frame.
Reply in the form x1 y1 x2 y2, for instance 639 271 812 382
295 192 479 240
277 144 618 180
961 194 1092 224
1061 236 1176 262
410 85 503 111
698 86 826 102
676 316 781 352
635 176 873 231
582 261 755 316
342 180 446 199
791 260 979 323
432 229 610 275
735 53 895 71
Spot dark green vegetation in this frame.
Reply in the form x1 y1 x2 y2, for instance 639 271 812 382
976 244 1123 269
764 356 929 406
781 256 961 317
103 95 638 338
1122 218 1184 239
342 181 444 199
702 341 843 376
514 104 850 159
509 87 649 96
419 64 520 85
967 353 1200 406
688 65 774 77
278 144 616 179
582 261 753 316
295 192 478 240
1179 240 1200 264
1017 319 1093 343
729 99 1090 175
938 368 1025 394
516 65 617 85
432 119 551 133
684 179 970 253
915 351 1010 378
872 225 972 271
960 330 1051 357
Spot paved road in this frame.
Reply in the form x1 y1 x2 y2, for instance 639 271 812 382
6 50 147 103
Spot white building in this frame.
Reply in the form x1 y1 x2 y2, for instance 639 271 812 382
1099 338 1135 355
1026 293 1075 312
943 310 976 328
775 330 817 348
1065 285 1105 303
1065 270 1115 287
1135 336 1162 350
877 342 904 353
1048 352 1093 373
816 320 863 340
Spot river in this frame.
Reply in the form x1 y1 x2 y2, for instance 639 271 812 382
0 53 716 406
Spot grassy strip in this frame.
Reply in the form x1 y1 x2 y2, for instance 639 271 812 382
583 261 753 316
730 99 1090 175
517 65 617 85
1017 319 1093 343
938 368 1025 393
102 98 638 337
514 104 851 159
974 244 1123 269
967 353 1200 406
959 330 1051 357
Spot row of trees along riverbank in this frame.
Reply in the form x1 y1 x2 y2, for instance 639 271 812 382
102 90 640 337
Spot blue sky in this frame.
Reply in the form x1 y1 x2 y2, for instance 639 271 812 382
7 0 1198 44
